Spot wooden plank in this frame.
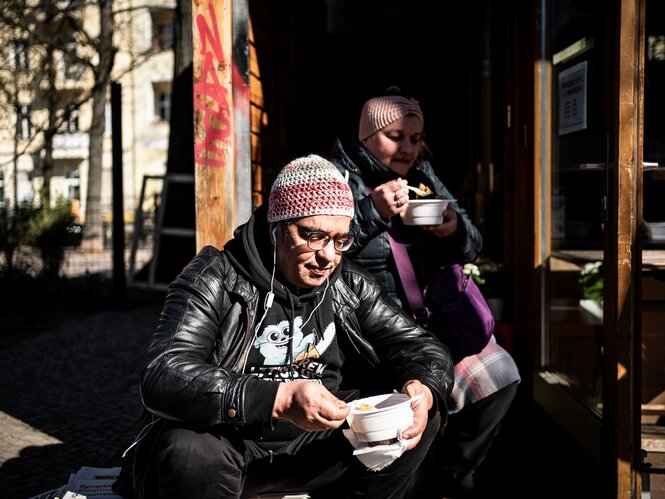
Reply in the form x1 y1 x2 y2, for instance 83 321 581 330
193 0 236 250
606 0 645 496
642 404 665 415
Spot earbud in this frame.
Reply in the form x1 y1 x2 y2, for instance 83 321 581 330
265 227 277 310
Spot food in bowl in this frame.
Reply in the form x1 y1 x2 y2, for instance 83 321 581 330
401 198 455 226
416 183 433 197
346 393 414 442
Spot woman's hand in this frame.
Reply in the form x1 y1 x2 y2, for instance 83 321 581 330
272 381 350 431
422 204 458 238
371 178 409 220
400 380 434 451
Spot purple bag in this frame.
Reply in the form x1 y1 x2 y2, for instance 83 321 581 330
422 264 494 364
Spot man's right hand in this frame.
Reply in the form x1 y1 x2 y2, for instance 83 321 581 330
272 381 350 431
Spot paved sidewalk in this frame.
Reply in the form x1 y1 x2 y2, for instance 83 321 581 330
0 305 162 499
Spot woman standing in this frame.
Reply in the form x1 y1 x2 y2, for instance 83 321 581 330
328 87 521 498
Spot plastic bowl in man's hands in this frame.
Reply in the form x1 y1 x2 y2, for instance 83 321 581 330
345 393 415 443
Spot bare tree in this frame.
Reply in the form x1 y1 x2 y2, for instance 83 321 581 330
0 32 28 205
0 0 169 242
0 0 109 209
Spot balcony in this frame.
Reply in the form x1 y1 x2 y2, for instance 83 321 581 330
52 133 89 159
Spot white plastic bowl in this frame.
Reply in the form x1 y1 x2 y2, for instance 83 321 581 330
346 393 414 442
401 199 454 226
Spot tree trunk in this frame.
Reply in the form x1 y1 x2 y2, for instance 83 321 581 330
85 85 106 241
84 0 115 244
42 45 57 207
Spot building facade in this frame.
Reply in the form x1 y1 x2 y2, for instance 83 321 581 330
0 0 174 229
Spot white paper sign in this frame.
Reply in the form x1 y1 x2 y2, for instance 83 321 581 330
558 60 588 135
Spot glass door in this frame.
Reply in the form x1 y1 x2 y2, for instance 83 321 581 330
541 0 611 422
641 0 665 481
535 0 644 493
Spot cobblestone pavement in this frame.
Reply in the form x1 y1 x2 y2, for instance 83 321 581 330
0 305 162 499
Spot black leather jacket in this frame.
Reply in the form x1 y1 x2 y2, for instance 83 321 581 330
139 209 454 431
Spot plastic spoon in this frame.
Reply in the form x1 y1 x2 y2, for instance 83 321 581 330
347 392 425 410
407 185 430 196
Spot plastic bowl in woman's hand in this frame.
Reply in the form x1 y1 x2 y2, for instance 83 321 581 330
346 393 415 443
401 199 455 226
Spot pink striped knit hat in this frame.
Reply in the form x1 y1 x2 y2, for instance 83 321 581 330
358 95 424 141
267 154 355 222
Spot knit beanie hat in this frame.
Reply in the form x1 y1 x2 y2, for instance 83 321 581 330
267 154 355 222
358 95 424 142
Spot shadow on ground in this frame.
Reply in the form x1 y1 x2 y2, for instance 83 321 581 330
0 278 165 498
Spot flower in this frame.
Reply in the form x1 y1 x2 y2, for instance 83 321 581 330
463 263 485 286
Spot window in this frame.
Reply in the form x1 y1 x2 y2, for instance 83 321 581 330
60 42 85 81
156 91 171 121
0 171 5 209
17 174 32 204
16 105 31 140
14 40 29 72
53 1 85 15
153 82 172 122
151 9 174 51
60 109 80 134
66 169 80 201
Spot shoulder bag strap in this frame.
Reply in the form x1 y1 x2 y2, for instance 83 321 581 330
363 185 428 319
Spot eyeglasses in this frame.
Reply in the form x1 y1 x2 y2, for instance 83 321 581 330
292 223 355 252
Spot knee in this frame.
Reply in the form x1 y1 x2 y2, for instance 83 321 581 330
494 380 519 408
157 427 242 481
150 427 246 497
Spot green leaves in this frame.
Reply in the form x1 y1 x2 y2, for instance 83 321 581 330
579 261 603 304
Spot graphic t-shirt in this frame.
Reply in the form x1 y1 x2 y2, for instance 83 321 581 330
244 290 343 393
243 290 344 444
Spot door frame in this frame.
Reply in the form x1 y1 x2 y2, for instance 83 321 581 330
523 0 645 496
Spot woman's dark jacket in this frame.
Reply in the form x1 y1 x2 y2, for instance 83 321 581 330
328 134 483 307
139 205 454 430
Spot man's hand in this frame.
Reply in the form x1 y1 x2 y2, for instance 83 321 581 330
400 380 434 451
272 381 350 431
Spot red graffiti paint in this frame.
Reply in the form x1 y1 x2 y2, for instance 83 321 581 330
195 2 231 168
